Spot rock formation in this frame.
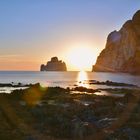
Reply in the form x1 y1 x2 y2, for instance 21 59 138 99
93 10 140 74
40 57 67 71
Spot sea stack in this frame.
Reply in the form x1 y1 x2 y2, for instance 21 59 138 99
93 10 140 74
40 57 67 71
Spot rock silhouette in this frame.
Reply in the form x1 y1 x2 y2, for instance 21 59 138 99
40 57 67 71
93 10 140 74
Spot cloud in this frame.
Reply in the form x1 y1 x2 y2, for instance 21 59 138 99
0 54 21 58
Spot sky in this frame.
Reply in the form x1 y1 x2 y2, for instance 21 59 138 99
0 0 140 71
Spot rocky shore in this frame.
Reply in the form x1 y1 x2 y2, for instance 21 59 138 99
83 80 138 87
0 83 140 140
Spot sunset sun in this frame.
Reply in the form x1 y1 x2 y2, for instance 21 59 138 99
66 44 96 71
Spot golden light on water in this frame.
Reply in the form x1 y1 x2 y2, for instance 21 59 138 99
77 71 89 88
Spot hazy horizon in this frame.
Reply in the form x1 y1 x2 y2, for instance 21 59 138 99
0 0 140 71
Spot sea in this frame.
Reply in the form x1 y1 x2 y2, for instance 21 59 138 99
0 71 140 93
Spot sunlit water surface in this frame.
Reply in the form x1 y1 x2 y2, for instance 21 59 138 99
0 71 140 93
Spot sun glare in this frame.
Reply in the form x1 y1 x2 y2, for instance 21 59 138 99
77 71 89 88
66 44 96 71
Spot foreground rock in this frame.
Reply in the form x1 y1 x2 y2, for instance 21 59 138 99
93 10 140 74
84 80 138 87
0 83 140 139
40 57 67 71
0 82 32 87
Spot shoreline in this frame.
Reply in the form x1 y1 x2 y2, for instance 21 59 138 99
0 80 139 96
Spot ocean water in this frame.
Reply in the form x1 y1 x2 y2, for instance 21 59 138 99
0 71 140 89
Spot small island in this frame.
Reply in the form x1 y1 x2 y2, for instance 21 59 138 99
40 57 67 71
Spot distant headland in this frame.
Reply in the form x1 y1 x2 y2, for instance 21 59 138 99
93 10 140 74
40 57 67 71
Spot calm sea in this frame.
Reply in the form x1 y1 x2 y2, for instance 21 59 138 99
0 71 140 89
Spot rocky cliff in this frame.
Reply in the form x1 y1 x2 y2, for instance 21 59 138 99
93 10 140 74
40 57 67 71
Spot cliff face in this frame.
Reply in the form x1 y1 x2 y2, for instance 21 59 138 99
93 10 140 74
40 57 67 71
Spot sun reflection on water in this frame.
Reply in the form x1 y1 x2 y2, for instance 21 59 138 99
77 71 89 88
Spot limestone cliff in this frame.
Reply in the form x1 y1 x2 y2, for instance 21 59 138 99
40 57 67 71
93 10 140 74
